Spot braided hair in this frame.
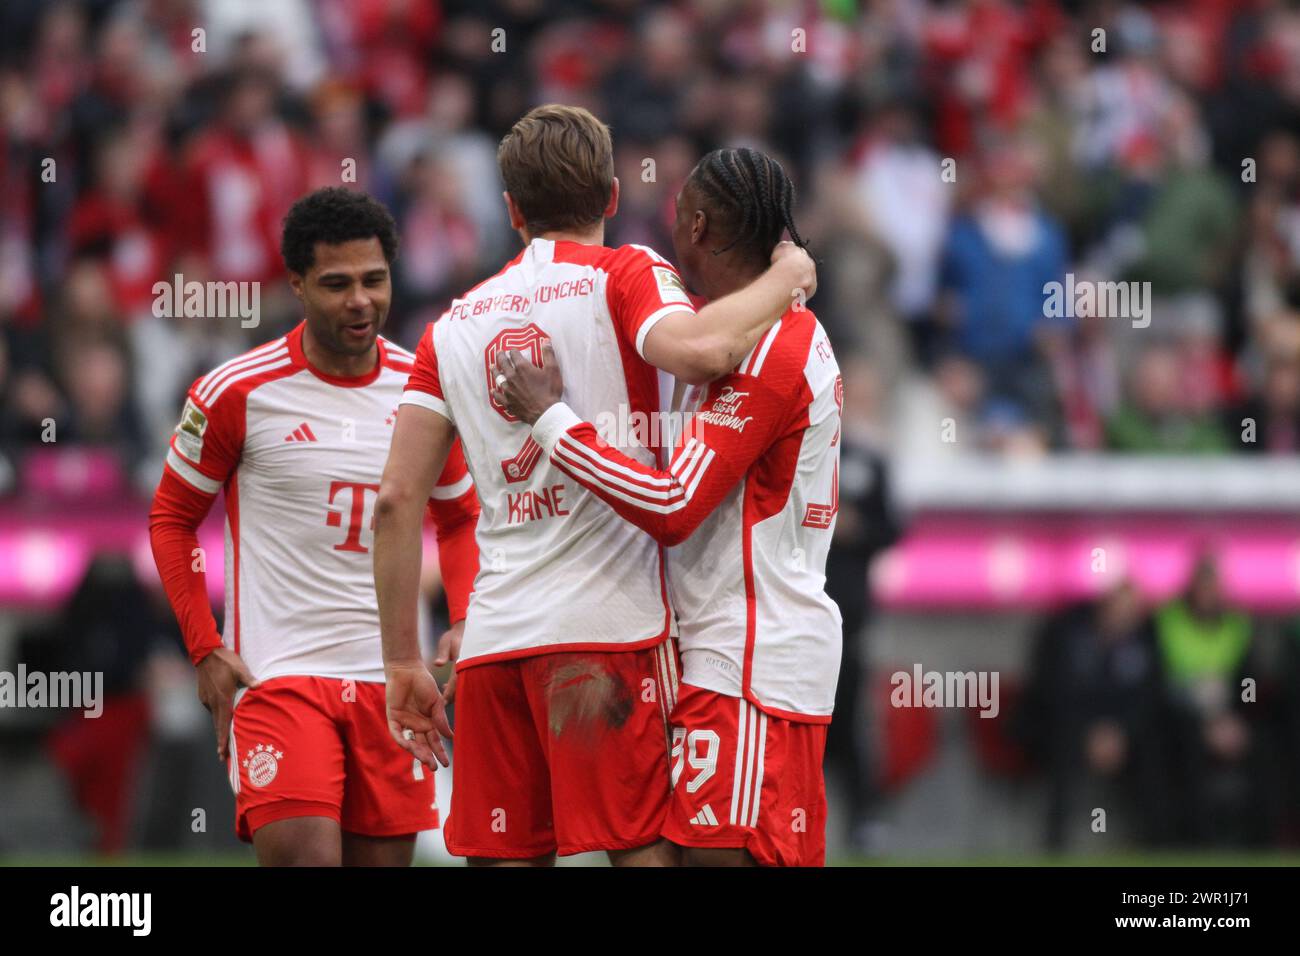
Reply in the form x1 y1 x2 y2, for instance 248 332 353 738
687 147 806 266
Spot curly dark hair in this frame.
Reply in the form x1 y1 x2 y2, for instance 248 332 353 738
280 187 399 275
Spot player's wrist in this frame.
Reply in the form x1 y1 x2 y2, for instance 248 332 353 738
531 402 583 454
384 658 427 675
192 642 223 669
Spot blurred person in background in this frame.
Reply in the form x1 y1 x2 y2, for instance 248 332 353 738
1239 130 1300 349
1014 578 1171 851
28 553 159 854
66 122 171 320
376 71 514 271
1106 344 1229 453
850 98 951 368
1230 351 1300 454
314 0 439 116
608 134 696 258
53 331 147 474
804 157 906 396
0 336 62 456
919 0 1063 159
200 0 324 94
174 66 308 288
936 135 1069 445
602 6 696 145
1155 554 1272 846
1276 617 1300 845
1072 6 1174 177
304 79 375 192
892 351 982 458
895 349 1050 457
824 356 900 854
0 334 18 493
1083 85 1237 406
1021 32 1091 247
389 148 479 343
1118 93 1237 314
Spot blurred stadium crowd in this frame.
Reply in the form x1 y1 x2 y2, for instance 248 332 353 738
5 0 1300 477
3 0 1300 860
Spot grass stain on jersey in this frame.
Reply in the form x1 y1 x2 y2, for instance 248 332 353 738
545 658 633 740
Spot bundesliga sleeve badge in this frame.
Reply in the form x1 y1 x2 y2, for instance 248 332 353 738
174 398 209 463
653 266 691 306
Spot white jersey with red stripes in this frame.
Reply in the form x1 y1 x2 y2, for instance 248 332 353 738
529 308 843 720
163 322 477 683
402 237 698 666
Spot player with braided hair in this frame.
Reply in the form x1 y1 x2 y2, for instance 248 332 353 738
494 146 843 866
689 147 807 259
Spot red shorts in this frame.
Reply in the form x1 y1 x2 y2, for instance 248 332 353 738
443 640 676 858
227 675 438 842
661 683 828 867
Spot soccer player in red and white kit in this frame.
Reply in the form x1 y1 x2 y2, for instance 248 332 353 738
493 148 842 866
149 188 479 865
374 106 814 866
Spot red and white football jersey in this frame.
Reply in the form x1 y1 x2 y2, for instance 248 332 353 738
529 309 843 720
402 238 698 666
152 322 479 683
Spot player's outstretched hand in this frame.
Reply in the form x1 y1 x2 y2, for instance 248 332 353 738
433 619 465 705
491 344 563 425
386 662 453 770
771 240 817 301
196 647 262 763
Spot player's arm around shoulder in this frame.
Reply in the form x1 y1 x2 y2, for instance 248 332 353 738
641 242 817 385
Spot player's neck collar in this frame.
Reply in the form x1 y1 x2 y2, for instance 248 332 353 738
288 322 385 388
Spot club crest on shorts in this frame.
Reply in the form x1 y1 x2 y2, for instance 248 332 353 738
243 743 283 788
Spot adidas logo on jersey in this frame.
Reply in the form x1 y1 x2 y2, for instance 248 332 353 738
689 804 719 827
283 423 318 443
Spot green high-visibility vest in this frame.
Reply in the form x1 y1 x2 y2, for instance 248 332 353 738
1155 601 1251 685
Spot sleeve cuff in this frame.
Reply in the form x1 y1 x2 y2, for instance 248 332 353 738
400 389 453 424
635 304 693 359
531 402 584 455
189 639 223 668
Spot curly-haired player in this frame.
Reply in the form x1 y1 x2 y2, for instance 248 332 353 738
149 188 479 865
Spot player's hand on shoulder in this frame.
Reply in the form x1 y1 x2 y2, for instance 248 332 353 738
770 240 816 301
195 647 261 763
385 662 453 770
491 343 563 425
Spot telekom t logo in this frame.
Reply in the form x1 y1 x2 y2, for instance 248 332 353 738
326 480 381 553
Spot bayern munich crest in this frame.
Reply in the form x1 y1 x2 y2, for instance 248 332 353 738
243 743 283 788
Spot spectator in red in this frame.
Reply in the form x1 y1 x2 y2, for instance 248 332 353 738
173 67 308 287
921 0 1064 158
317 0 441 119
67 125 171 318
